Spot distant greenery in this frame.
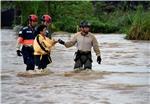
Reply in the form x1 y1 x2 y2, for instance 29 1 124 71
1 1 150 40
126 6 150 40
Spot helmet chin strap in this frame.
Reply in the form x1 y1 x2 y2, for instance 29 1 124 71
29 23 32 27
29 23 35 30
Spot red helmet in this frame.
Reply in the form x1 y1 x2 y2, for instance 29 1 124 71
41 15 52 23
28 14 38 22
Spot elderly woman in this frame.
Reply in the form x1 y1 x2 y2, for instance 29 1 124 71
33 24 57 73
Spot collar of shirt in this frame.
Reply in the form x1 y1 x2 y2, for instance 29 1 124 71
80 32 90 37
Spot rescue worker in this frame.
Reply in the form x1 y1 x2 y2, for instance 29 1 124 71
33 24 57 73
58 20 102 72
40 14 52 38
16 14 38 73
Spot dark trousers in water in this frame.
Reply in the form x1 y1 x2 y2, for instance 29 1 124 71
34 54 52 69
22 46 35 71
74 50 92 70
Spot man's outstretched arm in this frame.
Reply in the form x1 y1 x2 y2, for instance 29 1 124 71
58 35 77 48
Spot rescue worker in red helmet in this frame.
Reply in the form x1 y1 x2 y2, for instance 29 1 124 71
16 14 38 73
40 14 52 38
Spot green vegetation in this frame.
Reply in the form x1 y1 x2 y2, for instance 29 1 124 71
126 6 150 40
1 1 150 40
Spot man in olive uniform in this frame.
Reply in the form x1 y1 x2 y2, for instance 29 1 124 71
58 20 102 72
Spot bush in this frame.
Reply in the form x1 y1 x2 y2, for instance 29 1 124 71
90 19 119 33
53 16 77 33
126 6 150 40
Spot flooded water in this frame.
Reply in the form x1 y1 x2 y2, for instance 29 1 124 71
1 29 150 104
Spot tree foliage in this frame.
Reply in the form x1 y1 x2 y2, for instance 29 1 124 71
1 1 150 39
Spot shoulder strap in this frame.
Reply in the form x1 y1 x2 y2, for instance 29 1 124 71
36 35 49 53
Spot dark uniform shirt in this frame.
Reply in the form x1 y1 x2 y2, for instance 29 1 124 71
18 26 37 45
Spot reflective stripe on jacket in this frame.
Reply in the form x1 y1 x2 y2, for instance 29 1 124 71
17 26 36 46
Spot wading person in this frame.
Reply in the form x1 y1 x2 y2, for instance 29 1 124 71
33 24 57 73
58 20 102 72
16 14 38 73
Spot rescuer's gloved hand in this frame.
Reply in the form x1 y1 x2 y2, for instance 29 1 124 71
58 39 65 45
97 56 101 64
16 50 22 56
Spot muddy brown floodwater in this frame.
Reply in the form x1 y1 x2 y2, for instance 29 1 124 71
1 29 150 104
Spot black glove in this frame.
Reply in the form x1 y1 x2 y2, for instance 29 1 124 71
17 50 22 56
97 56 101 64
58 39 65 45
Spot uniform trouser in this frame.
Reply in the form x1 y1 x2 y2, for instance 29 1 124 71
22 46 35 71
34 54 52 69
74 51 92 70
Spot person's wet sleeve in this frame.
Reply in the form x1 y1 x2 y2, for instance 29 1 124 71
92 35 101 56
64 35 77 48
16 29 24 56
